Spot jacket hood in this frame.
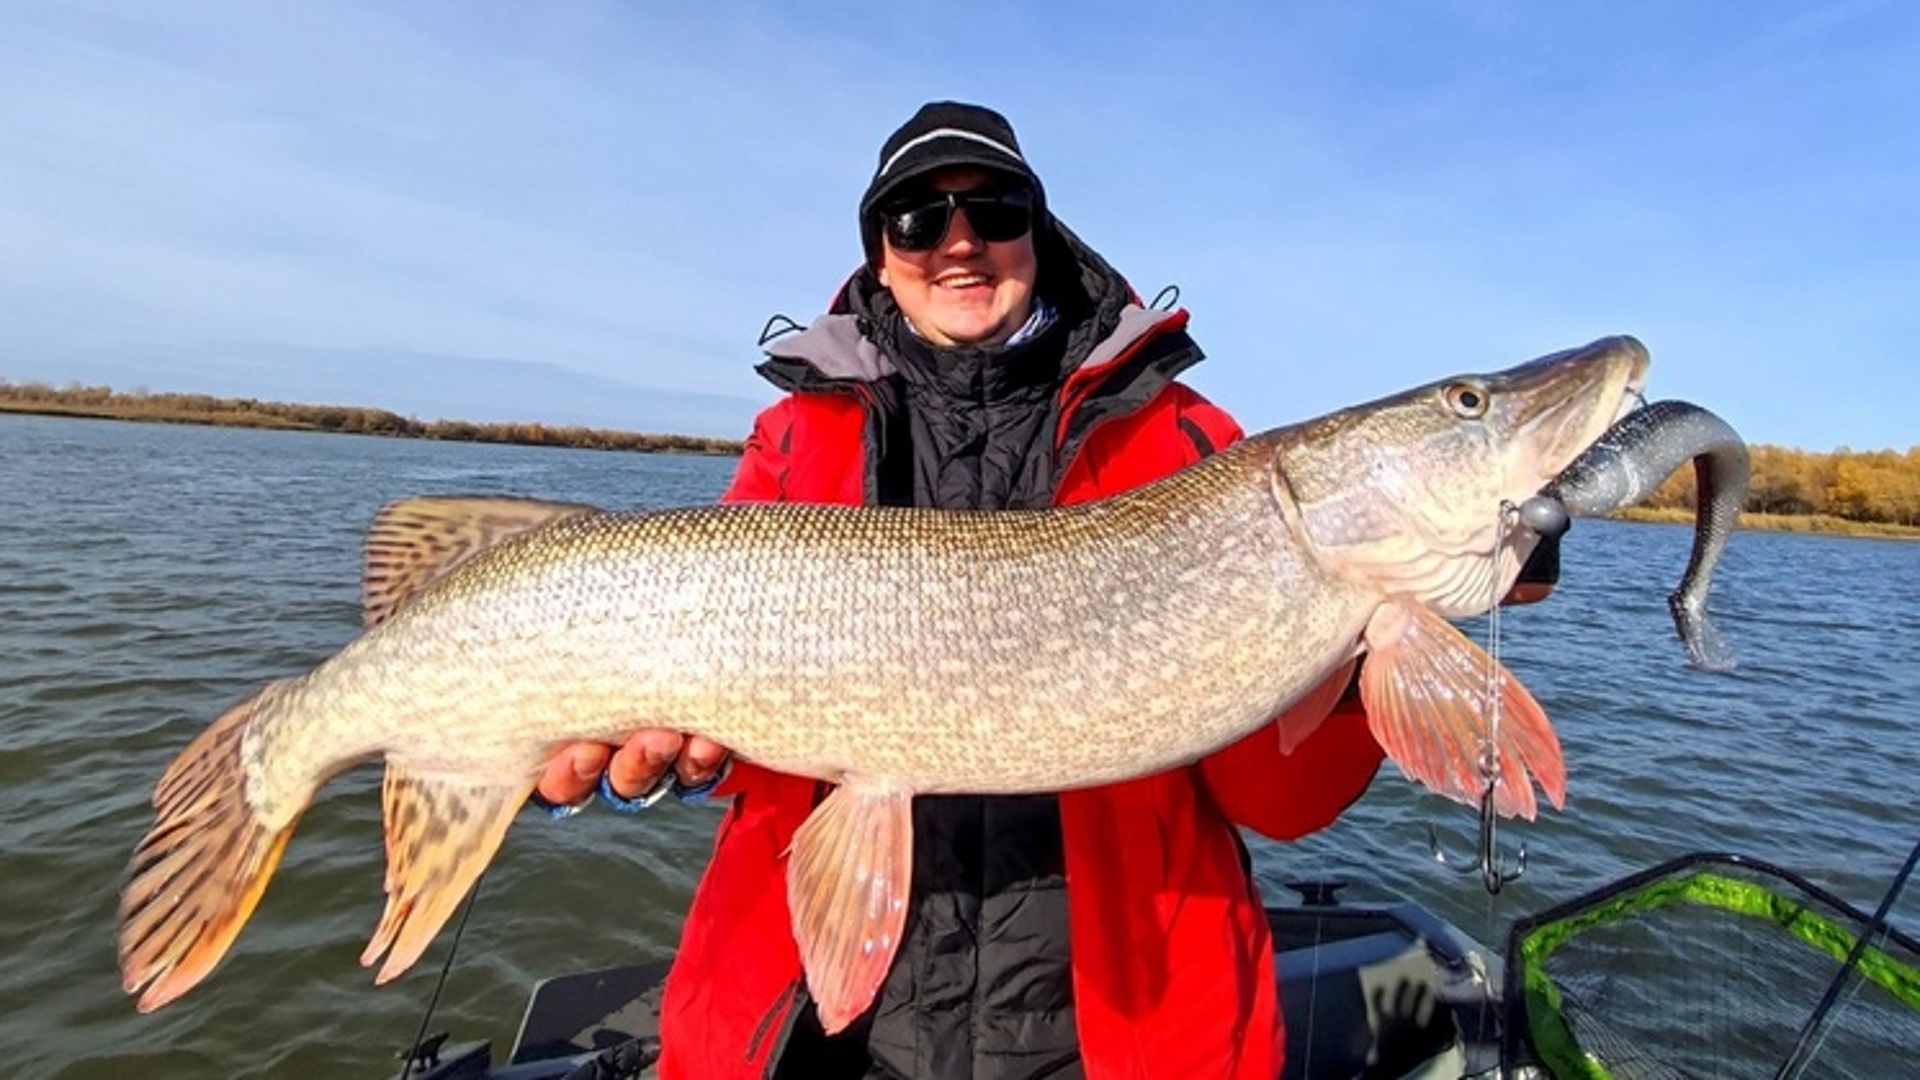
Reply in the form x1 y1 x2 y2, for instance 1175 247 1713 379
762 210 1172 395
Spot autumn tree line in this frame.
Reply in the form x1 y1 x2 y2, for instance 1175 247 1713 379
0 379 741 455
1632 443 1920 528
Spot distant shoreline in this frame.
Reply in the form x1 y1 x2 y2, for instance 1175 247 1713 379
0 395 744 456
1612 505 1919 541
5 384 1914 541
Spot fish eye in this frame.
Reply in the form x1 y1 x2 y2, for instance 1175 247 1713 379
1444 382 1489 418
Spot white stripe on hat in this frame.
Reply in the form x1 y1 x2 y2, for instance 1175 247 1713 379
878 128 1026 178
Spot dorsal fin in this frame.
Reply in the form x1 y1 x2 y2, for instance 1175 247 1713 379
361 496 600 629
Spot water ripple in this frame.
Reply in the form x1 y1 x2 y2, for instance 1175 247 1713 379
2 415 1916 1078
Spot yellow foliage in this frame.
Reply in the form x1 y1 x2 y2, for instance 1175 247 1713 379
1623 441 1919 526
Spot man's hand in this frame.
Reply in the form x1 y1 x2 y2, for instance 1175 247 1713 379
536 731 732 808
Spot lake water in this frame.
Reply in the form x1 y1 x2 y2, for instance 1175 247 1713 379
2 412 1915 1078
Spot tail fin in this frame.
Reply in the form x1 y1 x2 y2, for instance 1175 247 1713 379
119 690 299 1012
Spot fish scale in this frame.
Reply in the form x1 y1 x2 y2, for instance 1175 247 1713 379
118 335 1650 1036
260 453 1321 799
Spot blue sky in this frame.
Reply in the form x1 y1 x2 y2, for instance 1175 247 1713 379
2 2 1913 448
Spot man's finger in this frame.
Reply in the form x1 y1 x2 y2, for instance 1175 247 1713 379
537 742 611 806
676 735 732 786
606 729 684 799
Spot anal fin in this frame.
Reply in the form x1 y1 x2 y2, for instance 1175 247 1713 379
360 762 535 981
786 780 913 1035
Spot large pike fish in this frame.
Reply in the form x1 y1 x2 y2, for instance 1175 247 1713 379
119 336 1649 1032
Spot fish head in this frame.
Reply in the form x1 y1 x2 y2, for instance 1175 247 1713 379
1272 335 1649 617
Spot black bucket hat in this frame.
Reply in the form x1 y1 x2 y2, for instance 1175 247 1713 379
858 101 1048 263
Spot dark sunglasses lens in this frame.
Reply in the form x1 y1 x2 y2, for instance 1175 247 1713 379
961 191 1033 243
882 189 1034 251
884 202 953 251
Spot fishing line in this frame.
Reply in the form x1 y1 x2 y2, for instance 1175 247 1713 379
1428 502 1530 893
395 870 486 1080
1482 505 1509 807
1472 503 1519 1053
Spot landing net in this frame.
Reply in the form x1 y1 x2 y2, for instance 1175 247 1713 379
1503 852 1920 1079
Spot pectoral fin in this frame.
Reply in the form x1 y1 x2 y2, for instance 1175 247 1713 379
360 762 534 982
786 780 913 1035
1359 604 1566 820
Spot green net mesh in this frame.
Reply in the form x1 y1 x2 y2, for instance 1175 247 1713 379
1505 854 1920 1079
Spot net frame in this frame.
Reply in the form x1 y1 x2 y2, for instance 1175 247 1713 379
1501 852 1920 1078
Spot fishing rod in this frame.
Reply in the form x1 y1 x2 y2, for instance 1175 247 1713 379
394 872 486 1080
1773 833 1920 1080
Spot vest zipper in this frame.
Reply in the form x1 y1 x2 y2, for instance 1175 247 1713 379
747 977 805 1075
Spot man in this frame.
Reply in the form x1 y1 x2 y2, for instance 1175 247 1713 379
540 101 1398 1079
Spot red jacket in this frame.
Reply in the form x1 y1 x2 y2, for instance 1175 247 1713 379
659 325 1385 1080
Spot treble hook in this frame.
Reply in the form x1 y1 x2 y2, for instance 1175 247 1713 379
1427 776 1527 895
1423 496 1536 896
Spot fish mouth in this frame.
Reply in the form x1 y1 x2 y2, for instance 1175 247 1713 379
1498 335 1651 485
1344 335 1653 616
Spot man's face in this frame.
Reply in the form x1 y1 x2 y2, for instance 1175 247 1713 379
876 167 1038 349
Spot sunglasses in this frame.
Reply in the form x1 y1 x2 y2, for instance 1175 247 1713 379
879 187 1035 252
